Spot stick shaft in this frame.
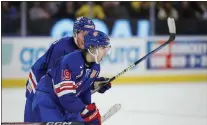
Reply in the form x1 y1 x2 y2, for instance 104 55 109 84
92 33 175 94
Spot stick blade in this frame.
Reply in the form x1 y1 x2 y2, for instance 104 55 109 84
101 104 122 123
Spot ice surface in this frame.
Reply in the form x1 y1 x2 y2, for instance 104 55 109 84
2 83 207 125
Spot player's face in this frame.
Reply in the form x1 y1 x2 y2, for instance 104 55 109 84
76 30 88 49
97 46 111 62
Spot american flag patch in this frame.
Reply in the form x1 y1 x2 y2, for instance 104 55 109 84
90 70 97 78
93 31 98 37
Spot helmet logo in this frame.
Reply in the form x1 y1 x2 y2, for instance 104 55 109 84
84 25 95 29
88 20 91 23
93 31 98 37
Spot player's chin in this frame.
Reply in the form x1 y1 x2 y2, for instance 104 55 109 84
99 58 103 62
79 43 84 49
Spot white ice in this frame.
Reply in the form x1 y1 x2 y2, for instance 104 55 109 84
2 83 207 125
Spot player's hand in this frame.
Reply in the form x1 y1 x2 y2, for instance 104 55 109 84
93 77 111 94
81 103 101 125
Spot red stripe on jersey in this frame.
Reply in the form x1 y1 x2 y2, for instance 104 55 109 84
29 72 37 88
55 86 76 93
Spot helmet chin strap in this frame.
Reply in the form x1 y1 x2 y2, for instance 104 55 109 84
88 48 99 64
73 34 78 46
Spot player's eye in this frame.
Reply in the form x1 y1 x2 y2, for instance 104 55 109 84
82 30 88 35
104 46 111 55
100 46 105 49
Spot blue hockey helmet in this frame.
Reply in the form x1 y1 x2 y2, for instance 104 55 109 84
73 17 95 35
84 30 111 50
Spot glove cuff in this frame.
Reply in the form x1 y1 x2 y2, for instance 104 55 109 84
81 107 89 115
81 103 96 115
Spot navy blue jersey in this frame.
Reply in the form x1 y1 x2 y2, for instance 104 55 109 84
26 36 79 98
36 50 100 113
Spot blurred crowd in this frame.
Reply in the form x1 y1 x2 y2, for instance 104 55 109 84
2 1 207 21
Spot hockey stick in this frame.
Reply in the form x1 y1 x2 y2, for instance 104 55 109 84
101 103 121 123
69 104 121 124
92 17 176 94
68 104 121 124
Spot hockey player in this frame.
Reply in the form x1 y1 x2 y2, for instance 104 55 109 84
32 30 111 125
24 17 111 122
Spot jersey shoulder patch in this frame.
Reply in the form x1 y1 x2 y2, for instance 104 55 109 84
62 69 71 80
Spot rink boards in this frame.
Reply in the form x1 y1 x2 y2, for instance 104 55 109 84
2 37 207 87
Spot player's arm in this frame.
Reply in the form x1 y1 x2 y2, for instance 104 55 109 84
29 41 57 84
54 68 85 113
56 60 101 113
31 37 66 75
79 88 91 105
28 38 66 86
27 42 57 93
56 58 101 124
33 39 64 72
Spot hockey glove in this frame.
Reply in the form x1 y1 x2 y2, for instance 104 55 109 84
81 103 101 125
93 77 111 94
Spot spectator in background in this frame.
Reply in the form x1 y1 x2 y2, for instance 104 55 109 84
76 2 105 19
121 1 140 19
29 2 50 20
199 2 207 19
190 2 206 19
137 2 150 19
2 1 18 19
129 1 141 18
179 1 196 19
102 2 129 19
202 6 207 19
129 1 149 19
2 1 20 35
157 2 179 20
55 2 76 19
43 2 59 18
2 2 10 17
